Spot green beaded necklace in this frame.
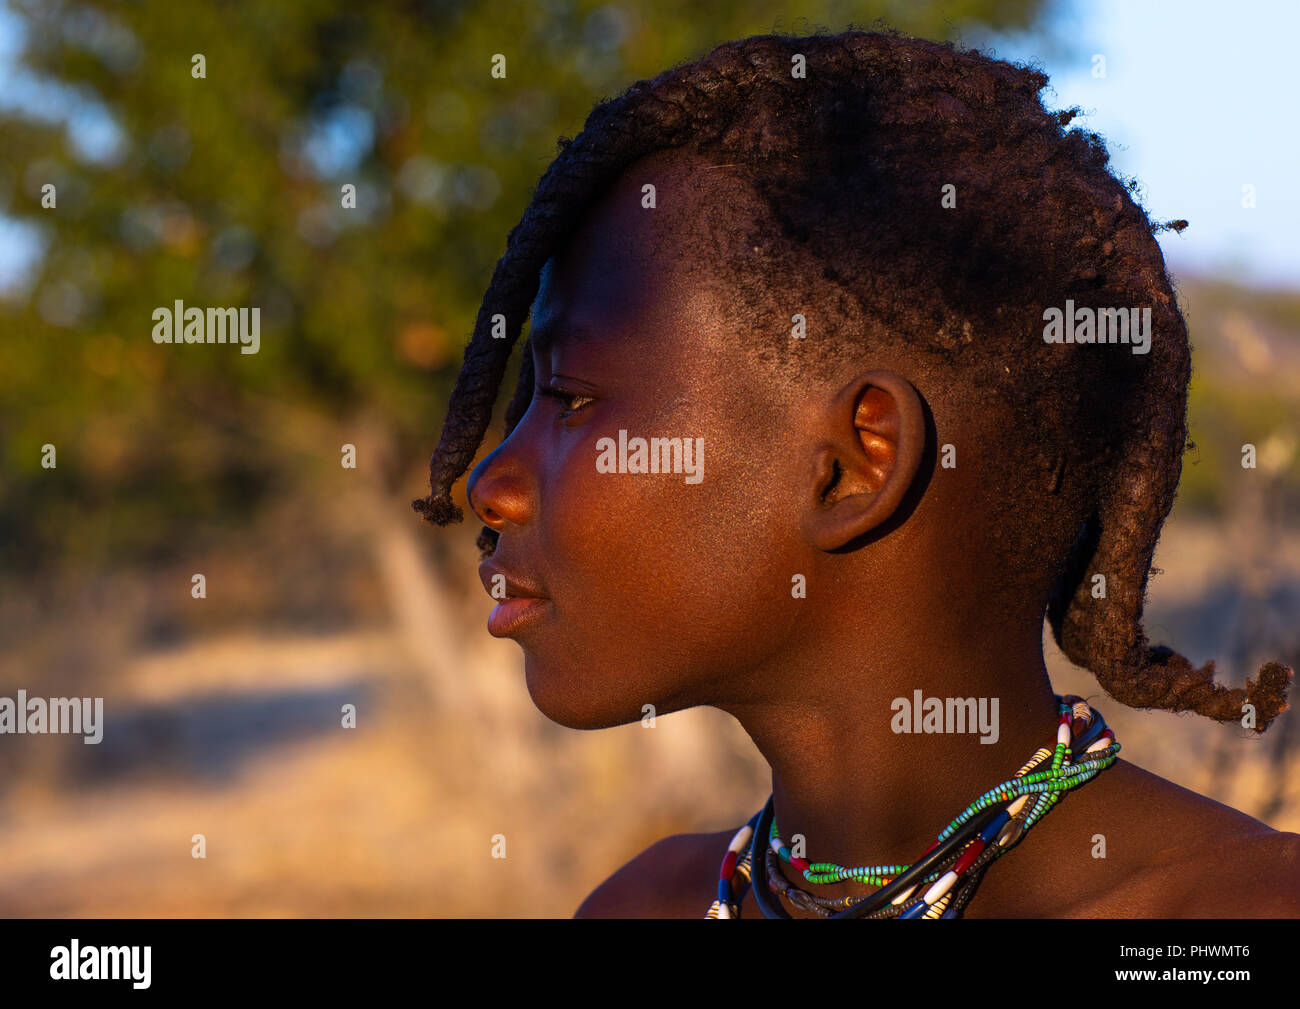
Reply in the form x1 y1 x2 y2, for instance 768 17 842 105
707 694 1120 919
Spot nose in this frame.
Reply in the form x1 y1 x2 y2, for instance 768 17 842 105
466 450 534 532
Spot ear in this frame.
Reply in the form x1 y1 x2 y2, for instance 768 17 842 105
801 369 926 551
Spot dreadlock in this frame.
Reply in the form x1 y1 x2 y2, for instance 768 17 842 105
413 29 1292 730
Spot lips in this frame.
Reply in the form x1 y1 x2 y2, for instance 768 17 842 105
478 561 552 637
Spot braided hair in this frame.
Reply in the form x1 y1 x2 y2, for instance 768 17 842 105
413 29 1292 730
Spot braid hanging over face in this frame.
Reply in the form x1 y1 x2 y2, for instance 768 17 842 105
413 30 1292 731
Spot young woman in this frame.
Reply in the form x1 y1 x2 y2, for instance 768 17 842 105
414 30 1298 918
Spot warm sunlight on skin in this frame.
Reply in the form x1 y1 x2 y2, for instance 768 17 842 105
464 148 1300 918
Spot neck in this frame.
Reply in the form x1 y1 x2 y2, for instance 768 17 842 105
720 608 1064 914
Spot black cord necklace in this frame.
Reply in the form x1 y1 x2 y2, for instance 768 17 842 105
750 795 1005 919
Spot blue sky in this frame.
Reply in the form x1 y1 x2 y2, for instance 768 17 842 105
1 0 1297 293
986 0 1300 289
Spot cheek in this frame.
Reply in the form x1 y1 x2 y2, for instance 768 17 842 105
539 427 803 674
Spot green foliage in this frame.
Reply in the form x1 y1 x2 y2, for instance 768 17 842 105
1182 377 1300 515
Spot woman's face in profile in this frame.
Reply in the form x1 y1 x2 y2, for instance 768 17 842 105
466 154 814 731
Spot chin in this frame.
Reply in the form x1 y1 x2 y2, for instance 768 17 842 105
521 655 647 731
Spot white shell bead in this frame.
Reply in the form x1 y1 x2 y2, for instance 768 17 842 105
923 870 959 905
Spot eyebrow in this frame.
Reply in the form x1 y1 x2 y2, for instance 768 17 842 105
527 317 599 355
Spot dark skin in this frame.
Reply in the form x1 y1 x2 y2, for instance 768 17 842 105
464 149 1300 918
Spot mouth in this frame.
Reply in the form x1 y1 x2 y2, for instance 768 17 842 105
479 562 552 638
486 595 552 637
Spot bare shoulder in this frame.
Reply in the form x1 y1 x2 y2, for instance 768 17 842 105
1127 762 1300 915
573 828 736 918
1170 827 1300 917
1058 760 1300 917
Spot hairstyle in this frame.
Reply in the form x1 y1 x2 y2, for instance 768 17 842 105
413 29 1292 730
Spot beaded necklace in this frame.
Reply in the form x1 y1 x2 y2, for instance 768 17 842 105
705 695 1119 919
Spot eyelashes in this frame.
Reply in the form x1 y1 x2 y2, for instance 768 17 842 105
536 383 595 418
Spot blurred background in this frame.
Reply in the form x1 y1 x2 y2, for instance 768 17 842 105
0 0 1297 916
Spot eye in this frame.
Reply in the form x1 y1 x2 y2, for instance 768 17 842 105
536 383 595 419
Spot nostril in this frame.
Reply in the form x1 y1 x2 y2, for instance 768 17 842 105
472 501 503 530
467 468 532 530
466 473 501 529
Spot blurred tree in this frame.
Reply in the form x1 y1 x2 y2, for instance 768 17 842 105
0 0 1056 571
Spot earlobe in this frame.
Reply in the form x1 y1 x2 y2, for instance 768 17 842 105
802 370 926 552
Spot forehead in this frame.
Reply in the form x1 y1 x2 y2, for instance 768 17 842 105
528 149 758 357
